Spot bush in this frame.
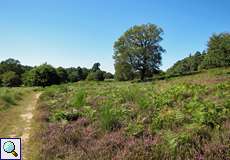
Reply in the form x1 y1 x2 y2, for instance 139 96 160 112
1 71 21 87
50 110 82 122
87 70 105 81
104 72 114 79
23 63 59 87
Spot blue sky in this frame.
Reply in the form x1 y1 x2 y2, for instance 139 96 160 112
0 0 229 73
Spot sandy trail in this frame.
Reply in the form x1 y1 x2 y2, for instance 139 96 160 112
7 92 41 159
20 93 41 143
21 93 41 159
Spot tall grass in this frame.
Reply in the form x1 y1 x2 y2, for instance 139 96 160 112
0 88 24 108
99 104 124 131
70 89 87 108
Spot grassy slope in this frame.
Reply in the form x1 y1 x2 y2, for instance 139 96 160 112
34 67 230 160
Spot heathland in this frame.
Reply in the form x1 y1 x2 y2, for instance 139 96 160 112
29 67 230 159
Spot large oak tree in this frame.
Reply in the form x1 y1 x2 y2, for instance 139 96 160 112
113 24 165 81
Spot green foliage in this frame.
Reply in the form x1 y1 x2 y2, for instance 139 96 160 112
0 93 16 105
36 68 230 159
201 33 230 69
81 67 90 80
87 63 105 81
94 70 105 81
168 33 230 75
152 109 185 131
70 90 87 108
119 86 138 103
114 62 135 81
0 58 33 87
136 94 151 109
163 130 193 151
1 71 22 87
81 106 96 119
104 72 114 79
87 70 105 81
113 23 165 81
56 67 68 83
0 88 24 108
50 110 82 122
66 67 80 82
0 58 24 75
99 105 124 131
167 51 205 75
126 122 144 136
91 62 101 72
23 63 59 87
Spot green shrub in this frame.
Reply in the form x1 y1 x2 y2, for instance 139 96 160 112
163 130 193 152
118 86 139 103
0 94 16 105
81 106 96 120
0 88 24 108
23 63 60 87
126 122 144 136
70 90 87 108
152 109 185 132
136 95 151 109
87 70 105 81
99 105 124 131
50 110 82 122
1 71 22 87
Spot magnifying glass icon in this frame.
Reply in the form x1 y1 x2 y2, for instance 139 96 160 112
3 141 18 157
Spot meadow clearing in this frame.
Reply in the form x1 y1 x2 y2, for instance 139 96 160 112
20 67 230 160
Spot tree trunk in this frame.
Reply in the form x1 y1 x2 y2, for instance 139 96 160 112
140 70 145 81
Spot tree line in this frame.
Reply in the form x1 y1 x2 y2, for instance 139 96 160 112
0 60 114 87
0 24 229 86
167 33 230 75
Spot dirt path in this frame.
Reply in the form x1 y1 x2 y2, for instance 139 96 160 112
0 91 41 159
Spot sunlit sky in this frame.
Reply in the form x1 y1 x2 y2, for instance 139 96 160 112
0 0 229 73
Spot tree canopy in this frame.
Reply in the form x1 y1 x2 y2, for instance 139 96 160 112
113 23 165 81
23 64 59 87
56 67 68 83
167 51 205 75
91 62 101 72
87 63 106 81
200 33 230 69
1 71 21 87
168 33 230 75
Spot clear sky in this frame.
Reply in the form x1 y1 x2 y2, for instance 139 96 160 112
0 0 229 73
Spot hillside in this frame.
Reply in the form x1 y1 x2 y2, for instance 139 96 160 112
28 67 230 160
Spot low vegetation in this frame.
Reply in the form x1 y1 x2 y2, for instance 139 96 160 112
32 67 230 160
0 87 25 110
